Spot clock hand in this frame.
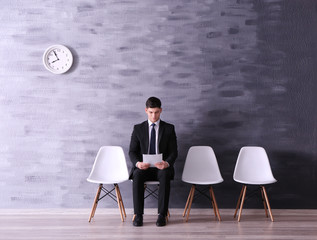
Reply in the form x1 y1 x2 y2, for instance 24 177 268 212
51 59 59 63
53 50 59 60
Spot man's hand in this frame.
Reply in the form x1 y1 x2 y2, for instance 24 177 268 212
137 162 150 170
155 160 169 170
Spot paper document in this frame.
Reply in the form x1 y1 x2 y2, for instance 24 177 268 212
143 154 163 167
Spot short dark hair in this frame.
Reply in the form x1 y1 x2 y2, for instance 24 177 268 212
146 97 161 108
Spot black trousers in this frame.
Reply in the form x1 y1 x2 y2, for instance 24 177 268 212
132 167 172 216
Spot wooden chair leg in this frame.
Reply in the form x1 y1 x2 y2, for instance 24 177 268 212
117 184 127 219
237 185 247 222
116 185 126 218
166 210 170 222
185 185 196 222
234 186 244 218
121 194 127 218
209 186 217 218
209 186 221 221
114 184 125 222
261 186 274 222
261 187 268 217
88 184 102 222
183 185 195 217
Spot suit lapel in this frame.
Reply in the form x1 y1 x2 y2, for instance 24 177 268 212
158 120 165 147
143 121 149 152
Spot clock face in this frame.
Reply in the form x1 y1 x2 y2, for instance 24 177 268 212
43 45 73 74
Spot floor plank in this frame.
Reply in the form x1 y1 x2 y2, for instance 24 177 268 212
1 209 317 240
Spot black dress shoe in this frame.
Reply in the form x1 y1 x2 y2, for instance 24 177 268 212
133 214 143 227
156 214 166 227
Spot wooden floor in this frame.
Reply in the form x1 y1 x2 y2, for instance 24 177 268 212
1 208 317 240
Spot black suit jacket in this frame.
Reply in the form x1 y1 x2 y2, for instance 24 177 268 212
129 120 178 179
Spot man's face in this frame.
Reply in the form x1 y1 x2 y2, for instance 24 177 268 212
145 107 162 123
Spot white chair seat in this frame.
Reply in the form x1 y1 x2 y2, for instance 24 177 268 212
87 178 128 184
233 146 276 185
87 146 129 222
182 179 223 185
87 146 129 184
182 146 224 184
233 146 277 222
182 146 223 222
144 181 160 185
234 179 276 185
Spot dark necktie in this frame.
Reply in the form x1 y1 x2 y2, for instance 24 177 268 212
149 123 156 154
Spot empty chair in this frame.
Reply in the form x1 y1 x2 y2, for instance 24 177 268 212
182 146 223 221
87 146 129 222
233 146 277 222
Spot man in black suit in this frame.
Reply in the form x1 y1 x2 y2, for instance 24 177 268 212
129 97 178 227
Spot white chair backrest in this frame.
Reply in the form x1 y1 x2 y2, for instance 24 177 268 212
87 146 129 184
182 146 223 185
233 146 277 185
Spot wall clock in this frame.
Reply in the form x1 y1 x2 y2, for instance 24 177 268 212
43 45 73 74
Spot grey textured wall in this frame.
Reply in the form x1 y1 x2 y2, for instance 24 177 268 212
0 0 316 209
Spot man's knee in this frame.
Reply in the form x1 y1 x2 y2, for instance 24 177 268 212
133 168 143 177
158 168 172 181
132 169 146 183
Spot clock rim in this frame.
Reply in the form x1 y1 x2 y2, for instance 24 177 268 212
43 44 73 74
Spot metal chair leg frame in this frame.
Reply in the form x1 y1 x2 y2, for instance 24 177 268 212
89 183 126 222
184 185 221 222
234 185 274 222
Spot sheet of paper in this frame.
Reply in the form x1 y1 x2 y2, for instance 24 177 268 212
143 154 163 167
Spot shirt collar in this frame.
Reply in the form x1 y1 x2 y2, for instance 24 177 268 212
148 119 160 126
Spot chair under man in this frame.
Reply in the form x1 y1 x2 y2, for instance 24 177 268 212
233 146 277 222
182 146 223 221
87 146 129 222
131 181 170 222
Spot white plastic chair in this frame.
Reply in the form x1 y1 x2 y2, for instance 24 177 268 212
87 146 129 222
233 146 277 222
182 146 223 221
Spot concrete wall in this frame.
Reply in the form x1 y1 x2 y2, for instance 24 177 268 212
0 0 316 209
